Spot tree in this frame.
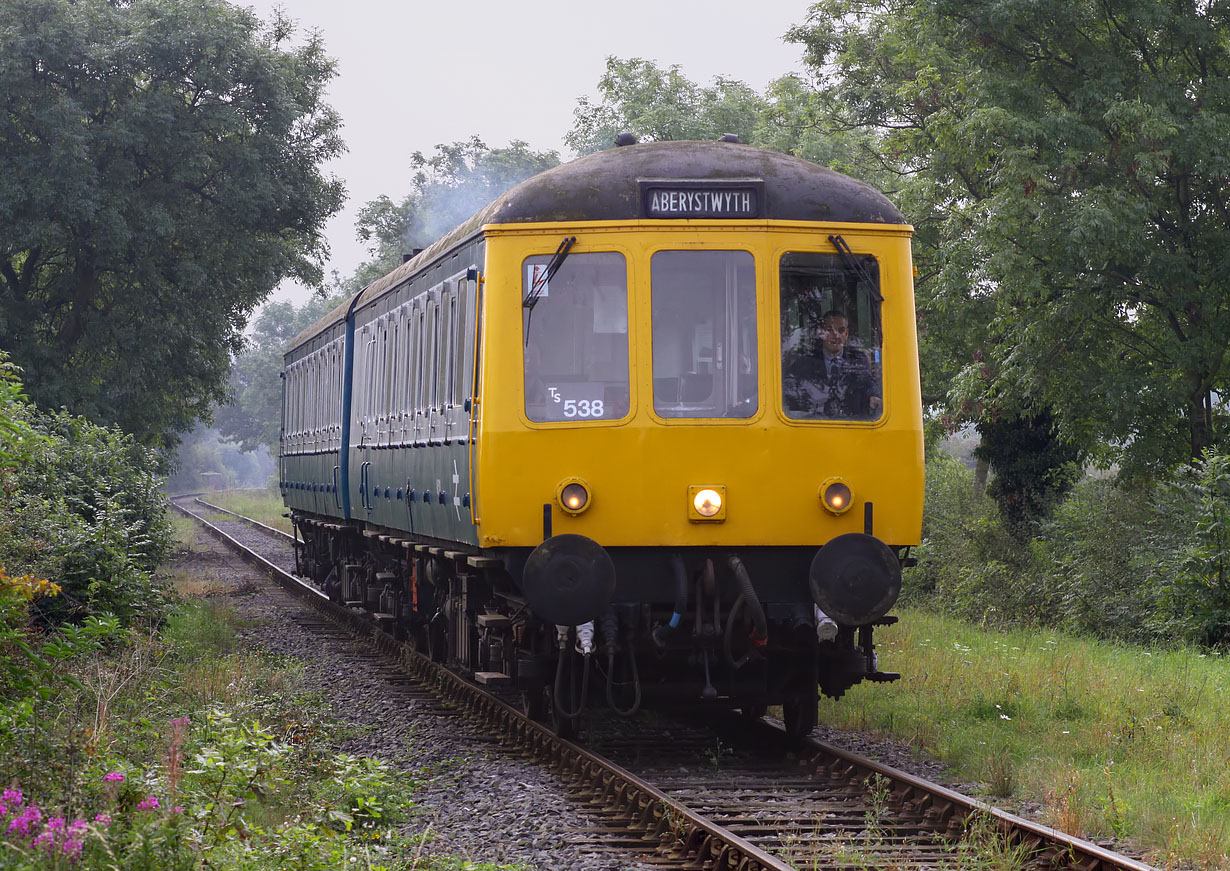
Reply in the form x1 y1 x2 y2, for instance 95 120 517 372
213 292 342 456
0 0 345 447
975 409 1083 539
352 137 560 286
790 0 1230 476
566 57 767 154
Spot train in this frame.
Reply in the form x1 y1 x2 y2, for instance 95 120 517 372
280 137 924 737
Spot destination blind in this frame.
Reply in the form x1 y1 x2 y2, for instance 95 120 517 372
639 180 764 219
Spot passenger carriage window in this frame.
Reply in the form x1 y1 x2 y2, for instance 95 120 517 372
426 302 439 411
779 251 883 421
447 292 460 407
395 307 409 444
650 251 757 419
413 307 425 419
522 252 628 422
439 288 453 409
361 327 376 440
453 278 469 407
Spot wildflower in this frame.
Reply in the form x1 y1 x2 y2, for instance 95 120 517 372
103 772 124 783
136 795 159 811
62 837 84 859
32 829 56 852
999 714 1012 720
2 788 22 806
7 805 41 835
172 806 184 814
170 716 190 726
94 813 112 827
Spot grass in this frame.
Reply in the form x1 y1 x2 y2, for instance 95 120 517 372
1 514 530 871
204 486 294 535
814 609 1230 869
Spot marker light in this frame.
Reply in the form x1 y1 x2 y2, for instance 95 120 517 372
820 478 854 515
687 485 727 521
556 478 592 515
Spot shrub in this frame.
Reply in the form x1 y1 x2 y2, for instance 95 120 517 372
0 404 172 627
914 446 1230 648
906 452 1045 627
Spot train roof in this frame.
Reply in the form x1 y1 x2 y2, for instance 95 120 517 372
288 140 905 353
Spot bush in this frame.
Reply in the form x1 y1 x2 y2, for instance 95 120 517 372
0 405 172 626
911 447 1230 648
906 452 1044 627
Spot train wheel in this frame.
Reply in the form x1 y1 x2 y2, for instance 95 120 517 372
782 691 818 738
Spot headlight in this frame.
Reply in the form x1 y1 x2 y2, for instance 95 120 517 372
556 478 591 515
820 478 854 515
688 485 726 521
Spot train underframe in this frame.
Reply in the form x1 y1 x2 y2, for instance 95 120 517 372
291 512 901 738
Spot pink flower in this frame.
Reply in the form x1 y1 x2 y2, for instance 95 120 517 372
170 716 190 726
2 789 22 805
62 836 84 859
171 806 184 814
135 795 159 811
102 772 124 783
7 805 41 835
45 817 66 834
93 813 111 827
32 829 56 852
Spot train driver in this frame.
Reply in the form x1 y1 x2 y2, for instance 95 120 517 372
782 310 881 420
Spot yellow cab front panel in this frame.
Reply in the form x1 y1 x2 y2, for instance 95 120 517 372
473 220 923 552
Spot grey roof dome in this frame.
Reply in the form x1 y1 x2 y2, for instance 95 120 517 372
482 140 905 225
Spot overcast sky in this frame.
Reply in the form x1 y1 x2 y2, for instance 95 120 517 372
244 0 815 303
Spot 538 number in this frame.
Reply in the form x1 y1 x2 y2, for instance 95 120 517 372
562 399 604 418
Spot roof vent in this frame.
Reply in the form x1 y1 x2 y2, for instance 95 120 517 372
614 132 638 147
402 253 413 263
719 133 741 144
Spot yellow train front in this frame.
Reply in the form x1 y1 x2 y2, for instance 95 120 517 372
283 138 923 737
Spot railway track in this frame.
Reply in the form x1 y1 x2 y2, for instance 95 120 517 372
174 494 1157 871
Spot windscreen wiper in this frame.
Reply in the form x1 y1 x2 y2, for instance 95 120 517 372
523 235 576 311
523 235 575 346
828 234 883 304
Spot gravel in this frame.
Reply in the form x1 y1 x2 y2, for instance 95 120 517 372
176 521 662 870
177 508 1079 869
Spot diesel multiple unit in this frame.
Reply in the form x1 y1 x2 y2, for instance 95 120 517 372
281 139 924 736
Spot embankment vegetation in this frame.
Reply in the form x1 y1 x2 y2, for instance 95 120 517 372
0 358 521 871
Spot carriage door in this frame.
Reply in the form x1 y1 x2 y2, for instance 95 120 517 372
351 321 378 515
444 268 479 525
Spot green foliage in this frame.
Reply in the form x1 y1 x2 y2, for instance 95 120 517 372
211 293 344 458
792 0 1230 474
566 57 766 154
0 354 41 468
974 411 1083 539
914 449 1230 647
0 711 418 871
907 451 1030 624
0 584 427 871
0 403 173 626
0 0 345 448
